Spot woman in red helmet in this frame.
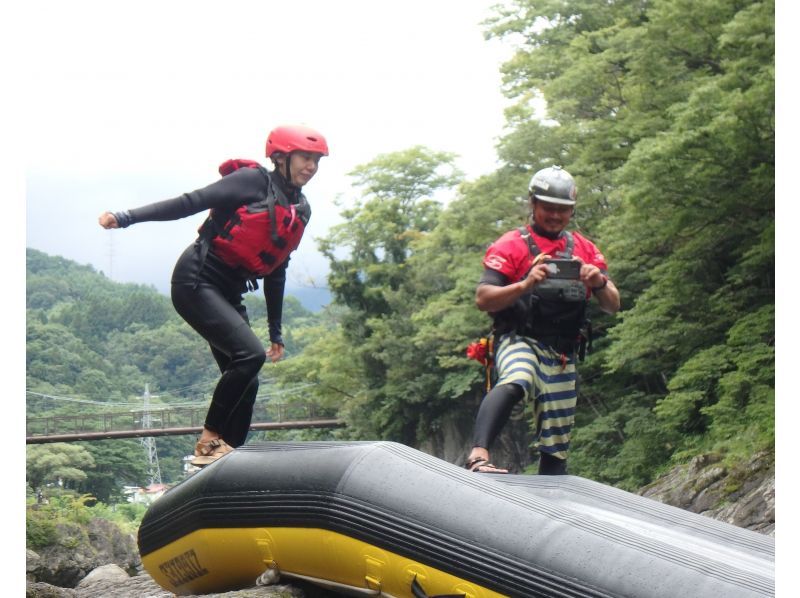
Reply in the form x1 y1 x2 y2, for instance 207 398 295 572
99 125 328 466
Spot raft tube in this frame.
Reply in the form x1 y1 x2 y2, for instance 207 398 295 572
138 441 774 597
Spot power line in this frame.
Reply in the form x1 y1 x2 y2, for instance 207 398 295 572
147 379 217 395
255 382 318 400
74 371 281 398
27 381 325 412
25 391 142 407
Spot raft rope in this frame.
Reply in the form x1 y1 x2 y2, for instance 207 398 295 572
256 564 467 597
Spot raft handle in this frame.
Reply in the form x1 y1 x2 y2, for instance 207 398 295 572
411 574 466 598
258 563 382 596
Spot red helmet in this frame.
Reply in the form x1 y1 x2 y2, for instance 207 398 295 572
266 125 329 158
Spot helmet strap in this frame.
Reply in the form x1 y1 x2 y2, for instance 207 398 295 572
284 151 292 183
270 152 301 199
270 152 299 190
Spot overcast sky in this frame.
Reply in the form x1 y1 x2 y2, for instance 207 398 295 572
22 0 515 300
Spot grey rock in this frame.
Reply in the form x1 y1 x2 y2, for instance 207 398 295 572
72 571 172 598
29 518 141 588
76 564 130 588
638 450 774 535
707 475 775 535
30 569 320 598
86 518 141 570
420 394 534 472
26 581 77 597
27 549 42 581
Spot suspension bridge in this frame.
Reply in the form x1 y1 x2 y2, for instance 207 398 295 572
26 386 345 445
26 382 346 486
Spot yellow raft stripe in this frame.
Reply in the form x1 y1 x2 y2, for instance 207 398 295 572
142 526 508 598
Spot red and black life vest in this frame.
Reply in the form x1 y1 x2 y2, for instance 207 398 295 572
494 227 592 358
199 159 309 277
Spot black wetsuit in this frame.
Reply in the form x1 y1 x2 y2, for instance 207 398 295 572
115 166 309 447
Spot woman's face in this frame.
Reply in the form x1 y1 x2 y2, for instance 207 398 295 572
285 151 322 187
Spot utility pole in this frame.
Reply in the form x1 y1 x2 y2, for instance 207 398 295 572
140 384 162 486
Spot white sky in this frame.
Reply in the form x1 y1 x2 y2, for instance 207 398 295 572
21 0 515 296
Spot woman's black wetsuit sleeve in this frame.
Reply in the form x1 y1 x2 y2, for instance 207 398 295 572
263 261 288 345
115 168 266 227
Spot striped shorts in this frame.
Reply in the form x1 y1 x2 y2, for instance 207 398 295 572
494 333 577 459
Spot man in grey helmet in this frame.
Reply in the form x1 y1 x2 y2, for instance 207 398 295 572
465 166 620 475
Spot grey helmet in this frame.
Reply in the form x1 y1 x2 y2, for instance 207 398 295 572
529 166 577 206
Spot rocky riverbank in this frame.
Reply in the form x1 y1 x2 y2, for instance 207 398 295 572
638 450 775 536
26 563 310 598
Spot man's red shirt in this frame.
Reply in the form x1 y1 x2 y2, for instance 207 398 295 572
483 225 608 283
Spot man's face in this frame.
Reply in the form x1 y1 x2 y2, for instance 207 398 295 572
532 198 574 233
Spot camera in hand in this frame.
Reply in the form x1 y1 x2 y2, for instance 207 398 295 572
543 258 581 280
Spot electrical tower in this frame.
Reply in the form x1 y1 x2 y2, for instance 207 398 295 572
140 384 162 486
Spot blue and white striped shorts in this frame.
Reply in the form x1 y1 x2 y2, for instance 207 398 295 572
494 333 577 459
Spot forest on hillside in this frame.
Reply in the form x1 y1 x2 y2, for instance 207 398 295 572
26 0 773 504
26 248 326 498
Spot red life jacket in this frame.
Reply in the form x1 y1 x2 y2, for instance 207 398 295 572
200 159 309 277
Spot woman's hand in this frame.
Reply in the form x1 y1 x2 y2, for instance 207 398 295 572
266 342 284 363
98 212 119 229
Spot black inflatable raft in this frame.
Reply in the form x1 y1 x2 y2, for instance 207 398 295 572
138 441 774 597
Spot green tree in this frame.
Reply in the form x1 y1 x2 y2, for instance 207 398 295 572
315 146 463 442
79 440 151 503
105 321 218 397
26 443 95 498
483 0 774 484
26 320 114 394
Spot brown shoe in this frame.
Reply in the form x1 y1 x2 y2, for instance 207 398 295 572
191 438 233 467
465 457 509 474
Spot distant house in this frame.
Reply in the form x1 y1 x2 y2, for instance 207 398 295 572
123 483 168 504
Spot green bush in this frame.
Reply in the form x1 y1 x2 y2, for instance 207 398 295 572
89 501 149 534
26 492 136 549
26 509 58 549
